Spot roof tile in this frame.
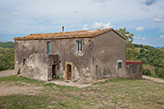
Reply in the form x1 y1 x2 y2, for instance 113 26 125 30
14 28 113 40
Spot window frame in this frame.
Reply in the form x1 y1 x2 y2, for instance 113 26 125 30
117 60 123 69
47 42 51 54
76 40 82 51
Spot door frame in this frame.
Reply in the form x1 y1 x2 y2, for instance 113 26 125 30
65 62 73 81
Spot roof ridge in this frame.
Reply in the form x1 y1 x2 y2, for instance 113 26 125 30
14 28 115 40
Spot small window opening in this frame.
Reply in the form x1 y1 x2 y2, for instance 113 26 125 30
23 59 26 65
118 62 122 69
76 41 82 51
47 42 51 54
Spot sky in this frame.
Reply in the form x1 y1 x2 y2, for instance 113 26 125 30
0 0 164 47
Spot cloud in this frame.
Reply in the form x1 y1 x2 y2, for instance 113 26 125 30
142 37 146 39
92 22 113 28
136 27 144 32
142 0 159 6
141 6 149 11
73 11 79 14
160 35 164 38
82 24 88 30
91 0 110 3
12 12 20 16
154 17 162 22
137 37 140 39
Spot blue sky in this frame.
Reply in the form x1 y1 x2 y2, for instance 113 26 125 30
0 0 164 47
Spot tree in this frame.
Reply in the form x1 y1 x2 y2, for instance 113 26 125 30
153 59 160 66
141 57 147 64
116 28 138 60
140 48 145 53
0 47 14 71
142 68 151 76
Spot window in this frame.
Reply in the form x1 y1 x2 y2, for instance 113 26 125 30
47 42 51 54
76 41 82 51
118 62 122 69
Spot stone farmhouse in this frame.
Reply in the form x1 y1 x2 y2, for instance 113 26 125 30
14 27 143 83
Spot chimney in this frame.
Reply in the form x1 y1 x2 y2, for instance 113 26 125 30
62 26 64 32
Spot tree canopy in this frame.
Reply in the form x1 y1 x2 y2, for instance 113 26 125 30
116 28 138 60
0 47 14 71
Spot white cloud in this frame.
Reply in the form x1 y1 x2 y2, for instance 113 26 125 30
136 27 144 32
154 17 162 22
82 24 88 30
141 6 149 11
12 12 20 16
142 0 159 6
137 37 140 39
133 36 136 38
92 22 113 28
142 37 146 39
160 35 164 38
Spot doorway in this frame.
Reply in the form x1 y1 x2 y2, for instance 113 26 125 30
52 65 59 79
65 62 73 81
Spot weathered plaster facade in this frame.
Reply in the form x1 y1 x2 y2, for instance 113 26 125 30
14 28 141 83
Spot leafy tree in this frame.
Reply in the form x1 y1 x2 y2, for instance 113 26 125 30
141 57 147 64
116 28 138 60
0 47 14 71
161 48 164 53
153 59 160 66
142 68 151 76
140 48 145 53
0 42 14 49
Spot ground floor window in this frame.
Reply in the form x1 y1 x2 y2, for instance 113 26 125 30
23 58 26 65
117 60 123 69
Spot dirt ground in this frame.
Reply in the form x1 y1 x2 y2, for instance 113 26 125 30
0 70 164 96
0 81 44 96
0 70 14 77
142 75 164 83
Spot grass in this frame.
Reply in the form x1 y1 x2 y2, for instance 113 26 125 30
0 75 45 85
0 76 164 109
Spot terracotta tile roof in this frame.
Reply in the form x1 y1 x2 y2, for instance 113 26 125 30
14 28 125 40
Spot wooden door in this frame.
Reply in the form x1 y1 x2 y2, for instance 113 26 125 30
65 63 73 81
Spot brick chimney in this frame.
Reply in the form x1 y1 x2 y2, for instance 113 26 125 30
62 26 64 32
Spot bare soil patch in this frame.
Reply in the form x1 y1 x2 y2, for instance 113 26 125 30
0 81 44 96
142 75 164 83
0 70 14 77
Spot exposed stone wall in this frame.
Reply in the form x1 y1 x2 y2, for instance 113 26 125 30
125 64 142 79
93 30 126 79
50 38 94 83
21 54 49 81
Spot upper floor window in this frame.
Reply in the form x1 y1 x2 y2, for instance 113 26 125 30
76 41 82 51
47 42 51 54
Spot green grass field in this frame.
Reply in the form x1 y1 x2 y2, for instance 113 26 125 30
0 75 164 109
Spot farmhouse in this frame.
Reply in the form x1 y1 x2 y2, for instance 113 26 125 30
14 27 142 83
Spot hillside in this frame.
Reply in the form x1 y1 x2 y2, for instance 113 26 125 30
0 75 164 108
133 44 164 78
161 47 164 53
0 42 14 49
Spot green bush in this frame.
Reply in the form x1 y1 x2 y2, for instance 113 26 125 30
0 47 14 71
